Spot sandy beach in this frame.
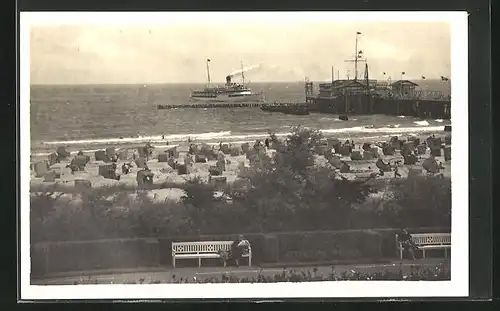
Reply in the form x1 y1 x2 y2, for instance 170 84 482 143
30 130 451 205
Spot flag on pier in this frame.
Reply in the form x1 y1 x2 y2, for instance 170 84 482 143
401 72 406 75
207 59 211 62
382 72 386 75
421 76 426 79
441 76 449 81
357 31 362 34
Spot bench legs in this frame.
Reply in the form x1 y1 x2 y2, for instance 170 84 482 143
198 257 201 268
249 256 251 267
422 249 426 259
173 257 176 269
445 248 448 258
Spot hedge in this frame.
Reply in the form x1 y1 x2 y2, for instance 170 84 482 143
31 227 449 276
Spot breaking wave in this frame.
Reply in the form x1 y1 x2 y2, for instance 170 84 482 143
42 125 443 147
414 120 430 126
43 131 232 146
34 124 446 156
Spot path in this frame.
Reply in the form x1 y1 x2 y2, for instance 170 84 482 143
32 259 449 285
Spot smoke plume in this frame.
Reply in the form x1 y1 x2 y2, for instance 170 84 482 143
228 64 262 78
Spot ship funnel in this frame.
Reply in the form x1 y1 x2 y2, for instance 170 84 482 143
226 75 232 85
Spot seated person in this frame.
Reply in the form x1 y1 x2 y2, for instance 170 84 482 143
230 235 250 267
397 229 418 260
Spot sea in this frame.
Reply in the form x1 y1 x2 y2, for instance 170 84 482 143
30 80 451 156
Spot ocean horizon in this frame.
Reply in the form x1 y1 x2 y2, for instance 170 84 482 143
30 78 447 87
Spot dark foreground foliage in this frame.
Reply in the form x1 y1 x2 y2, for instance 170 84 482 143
72 263 450 284
31 126 451 242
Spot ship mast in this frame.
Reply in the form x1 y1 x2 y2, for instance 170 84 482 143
241 61 245 86
206 59 211 87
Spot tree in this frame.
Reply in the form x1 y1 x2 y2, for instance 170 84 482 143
181 176 217 233
383 175 451 227
273 126 323 177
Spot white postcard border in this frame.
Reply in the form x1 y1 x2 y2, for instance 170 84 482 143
20 11 469 299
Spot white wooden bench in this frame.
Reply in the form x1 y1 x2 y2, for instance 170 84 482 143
172 241 252 268
396 232 451 259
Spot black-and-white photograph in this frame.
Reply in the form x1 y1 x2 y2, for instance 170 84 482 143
20 11 469 299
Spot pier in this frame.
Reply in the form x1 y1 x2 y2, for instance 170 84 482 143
261 102 309 115
307 94 451 119
305 75 451 119
157 102 264 109
302 31 451 119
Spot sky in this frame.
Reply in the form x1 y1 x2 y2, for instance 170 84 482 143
28 13 451 84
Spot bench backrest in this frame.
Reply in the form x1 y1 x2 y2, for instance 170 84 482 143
172 241 234 254
410 233 451 246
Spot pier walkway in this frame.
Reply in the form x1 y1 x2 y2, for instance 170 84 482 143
157 102 264 109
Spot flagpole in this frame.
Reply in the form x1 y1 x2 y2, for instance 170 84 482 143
344 32 365 82
354 32 359 81
241 61 245 86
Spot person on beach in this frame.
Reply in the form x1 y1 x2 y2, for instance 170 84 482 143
219 142 223 150
393 165 401 178
122 163 130 174
264 138 270 148
230 235 250 267
162 135 165 139
66 164 78 174
254 140 262 150
397 228 418 260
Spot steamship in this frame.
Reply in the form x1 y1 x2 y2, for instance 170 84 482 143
189 60 264 102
